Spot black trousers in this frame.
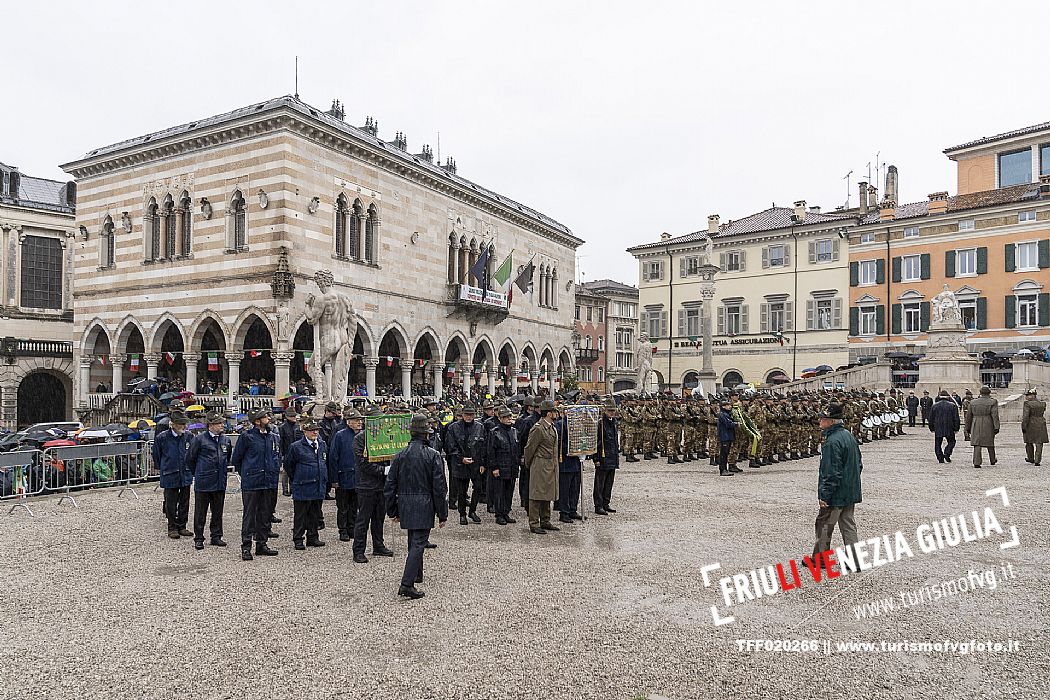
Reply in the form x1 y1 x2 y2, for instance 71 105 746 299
934 434 956 462
556 471 581 516
908 414 916 427
718 441 732 470
193 490 225 542
489 475 516 518
265 488 278 533
353 488 386 555
292 499 323 544
401 529 430 588
593 469 616 510
450 475 480 515
518 466 530 508
240 489 270 549
163 486 190 532
335 487 359 536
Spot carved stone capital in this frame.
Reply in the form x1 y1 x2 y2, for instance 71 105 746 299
182 352 201 362
142 353 162 365
110 353 127 364
271 351 295 364
225 351 244 363
363 356 380 369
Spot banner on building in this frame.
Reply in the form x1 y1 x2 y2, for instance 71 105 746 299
364 413 412 463
564 404 600 457
458 284 508 309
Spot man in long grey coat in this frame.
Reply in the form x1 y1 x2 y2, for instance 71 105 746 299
965 386 999 468
1021 389 1047 466
524 399 560 535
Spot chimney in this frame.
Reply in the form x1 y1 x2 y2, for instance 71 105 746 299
879 197 897 222
927 191 949 215
361 116 378 137
867 184 878 210
707 214 720 233
416 144 434 163
857 181 869 215
65 181 77 207
389 131 408 151
793 200 806 223
660 232 672 241
8 169 20 199
326 99 346 121
885 165 898 205
808 205 821 214
440 157 457 175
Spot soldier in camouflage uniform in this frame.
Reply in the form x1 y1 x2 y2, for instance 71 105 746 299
707 399 720 465
641 400 660 460
961 389 973 441
748 397 768 467
662 400 685 464
692 399 709 460
621 400 640 462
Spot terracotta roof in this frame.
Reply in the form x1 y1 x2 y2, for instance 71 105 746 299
944 120 1050 153
628 206 853 252
859 183 1041 226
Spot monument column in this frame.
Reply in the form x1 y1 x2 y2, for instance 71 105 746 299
226 352 243 401
364 356 379 398
401 359 413 401
272 351 294 401
697 262 720 395
183 353 200 395
462 364 473 397
530 369 540 395
487 365 497 398
144 354 161 381
110 354 125 393
432 364 444 400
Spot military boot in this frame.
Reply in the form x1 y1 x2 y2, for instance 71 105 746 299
625 453 639 463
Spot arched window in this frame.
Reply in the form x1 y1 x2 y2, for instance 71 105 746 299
486 243 495 290
365 203 379 264
598 335 605 351
178 191 192 256
230 190 246 249
350 199 363 260
468 239 478 286
584 335 592 349
334 194 348 258
598 366 604 382
447 233 458 284
101 216 115 268
458 236 468 284
145 197 159 261
551 269 559 308
162 194 176 259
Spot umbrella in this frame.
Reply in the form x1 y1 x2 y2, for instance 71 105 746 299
103 423 125 432
1016 348 1035 356
159 392 178 401
177 391 195 399
129 419 155 429
188 423 206 431
108 426 134 437
186 404 206 412
78 429 111 439
981 350 997 359
43 439 77 449
816 364 833 372
996 350 1018 358
884 352 911 359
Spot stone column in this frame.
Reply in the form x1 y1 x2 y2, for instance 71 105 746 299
432 364 444 400
144 353 161 381
487 365 496 398
401 361 413 401
110 354 126 393
697 263 720 396
530 369 540 395
462 364 473 398
0 225 8 306
226 352 243 400
79 358 93 404
8 226 23 306
273 351 294 402
183 353 200 395
548 370 556 395
364 356 379 398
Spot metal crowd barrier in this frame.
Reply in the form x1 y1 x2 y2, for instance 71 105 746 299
1 450 45 516
45 441 148 509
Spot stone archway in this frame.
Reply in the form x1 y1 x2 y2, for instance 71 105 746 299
17 369 73 427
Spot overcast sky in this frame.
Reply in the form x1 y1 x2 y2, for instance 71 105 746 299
5 1 1050 284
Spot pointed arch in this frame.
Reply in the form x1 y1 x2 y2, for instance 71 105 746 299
162 193 176 259
445 331 470 366
353 316 376 358
229 189 246 250
178 190 192 256
413 327 443 363
334 193 349 258
365 202 380 264
521 341 538 372
558 347 575 378
377 320 411 358
471 335 496 370
187 310 231 351
114 315 148 354
458 235 469 283
148 312 186 353
231 307 276 349
145 196 160 261
81 318 112 354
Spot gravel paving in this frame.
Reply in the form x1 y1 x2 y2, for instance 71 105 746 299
1 429 1046 700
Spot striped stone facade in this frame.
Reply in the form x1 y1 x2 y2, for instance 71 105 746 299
63 97 581 405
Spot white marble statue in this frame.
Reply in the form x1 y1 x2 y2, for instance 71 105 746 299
701 233 714 266
303 270 356 401
931 284 962 325
635 331 653 393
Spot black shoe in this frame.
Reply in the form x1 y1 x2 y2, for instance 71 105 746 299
241 549 253 561
460 515 469 525
211 539 227 547
594 508 608 515
496 518 508 526
178 528 193 537
270 516 282 524
307 539 326 547
604 507 616 513
541 523 560 531
318 521 326 530
282 489 291 497
325 494 336 500
504 516 517 524
415 572 424 584
990 459 997 466
1025 457 1033 464
267 532 279 539
974 464 981 469
193 541 204 550
424 542 437 549
944 456 952 463
719 470 734 477
339 533 351 542
294 542 307 550
938 459 945 464
570 513 583 520
625 455 639 462
530 527 547 535
487 505 495 514
729 466 743 473
373 547 395 557
398 585 425 599
255 544 278 556
354 554 368 563
559 516 574 524
748 460 760 469
469 512 481 523
168 531 180 540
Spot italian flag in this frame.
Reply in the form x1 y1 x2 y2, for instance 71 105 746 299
129 354 140 371
418 359 427 368
303 351 312 370
493 253 513 301
385 356 394 367
207 352 219 371
249 350 261 358
164 352 176 365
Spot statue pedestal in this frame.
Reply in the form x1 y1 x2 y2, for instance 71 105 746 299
916 320 980 394
697 370 717 398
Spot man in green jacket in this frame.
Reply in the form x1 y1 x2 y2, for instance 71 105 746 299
811 401 862 562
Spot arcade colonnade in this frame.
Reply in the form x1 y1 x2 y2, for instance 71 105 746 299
77 308 575 402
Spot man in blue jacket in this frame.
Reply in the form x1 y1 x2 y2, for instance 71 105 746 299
153 410 194 539
284 416 329 550
554 407 582 524
717 398 738 477
186 411 232 550
231 407 281 560
385 413 449 599
811 401 862 563
591 398 620 515
329 407 362 542
352 405 395 563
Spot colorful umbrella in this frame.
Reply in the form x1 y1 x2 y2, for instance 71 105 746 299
186 404 206 412
129 419 156 429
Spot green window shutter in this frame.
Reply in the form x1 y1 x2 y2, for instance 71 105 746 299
891 256 901 283
1039 293 1050 326
876 258 886 285
976 297 987 330
1039 239 1050 269
976 247 988 275
1005 295 1016 329
849 261 859 287
945 250 956 278
1005 243 1016 272
875 305 886 336
920 253 931 280
920 301 930 331
849 307 859 336
891 303 902 334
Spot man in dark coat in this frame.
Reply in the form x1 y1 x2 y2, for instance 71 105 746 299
352 406 395 563
554 409 582 524
485 406 519 525
811 402 862 562
919 391 933 426
186 412 232 550
928 391 960 464
384 413 448 600
319 401 345 501
905 391 920 427
717 399 738 477
515 397 540 510
591 399 620 514
278 408 303 496
230 408 281 560
1022 389 1047 466
328 408 362 542
966 386 999 468
284 416 329 549
153 410 194 539
445 404 487 525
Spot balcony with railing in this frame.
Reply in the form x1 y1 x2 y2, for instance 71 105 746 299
575 348 600 364
1 337 74 359
445 283 509 323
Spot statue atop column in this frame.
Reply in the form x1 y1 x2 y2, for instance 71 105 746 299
931 284 962 326
303 270 356 401
700 233 714 266
635 331 653 394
